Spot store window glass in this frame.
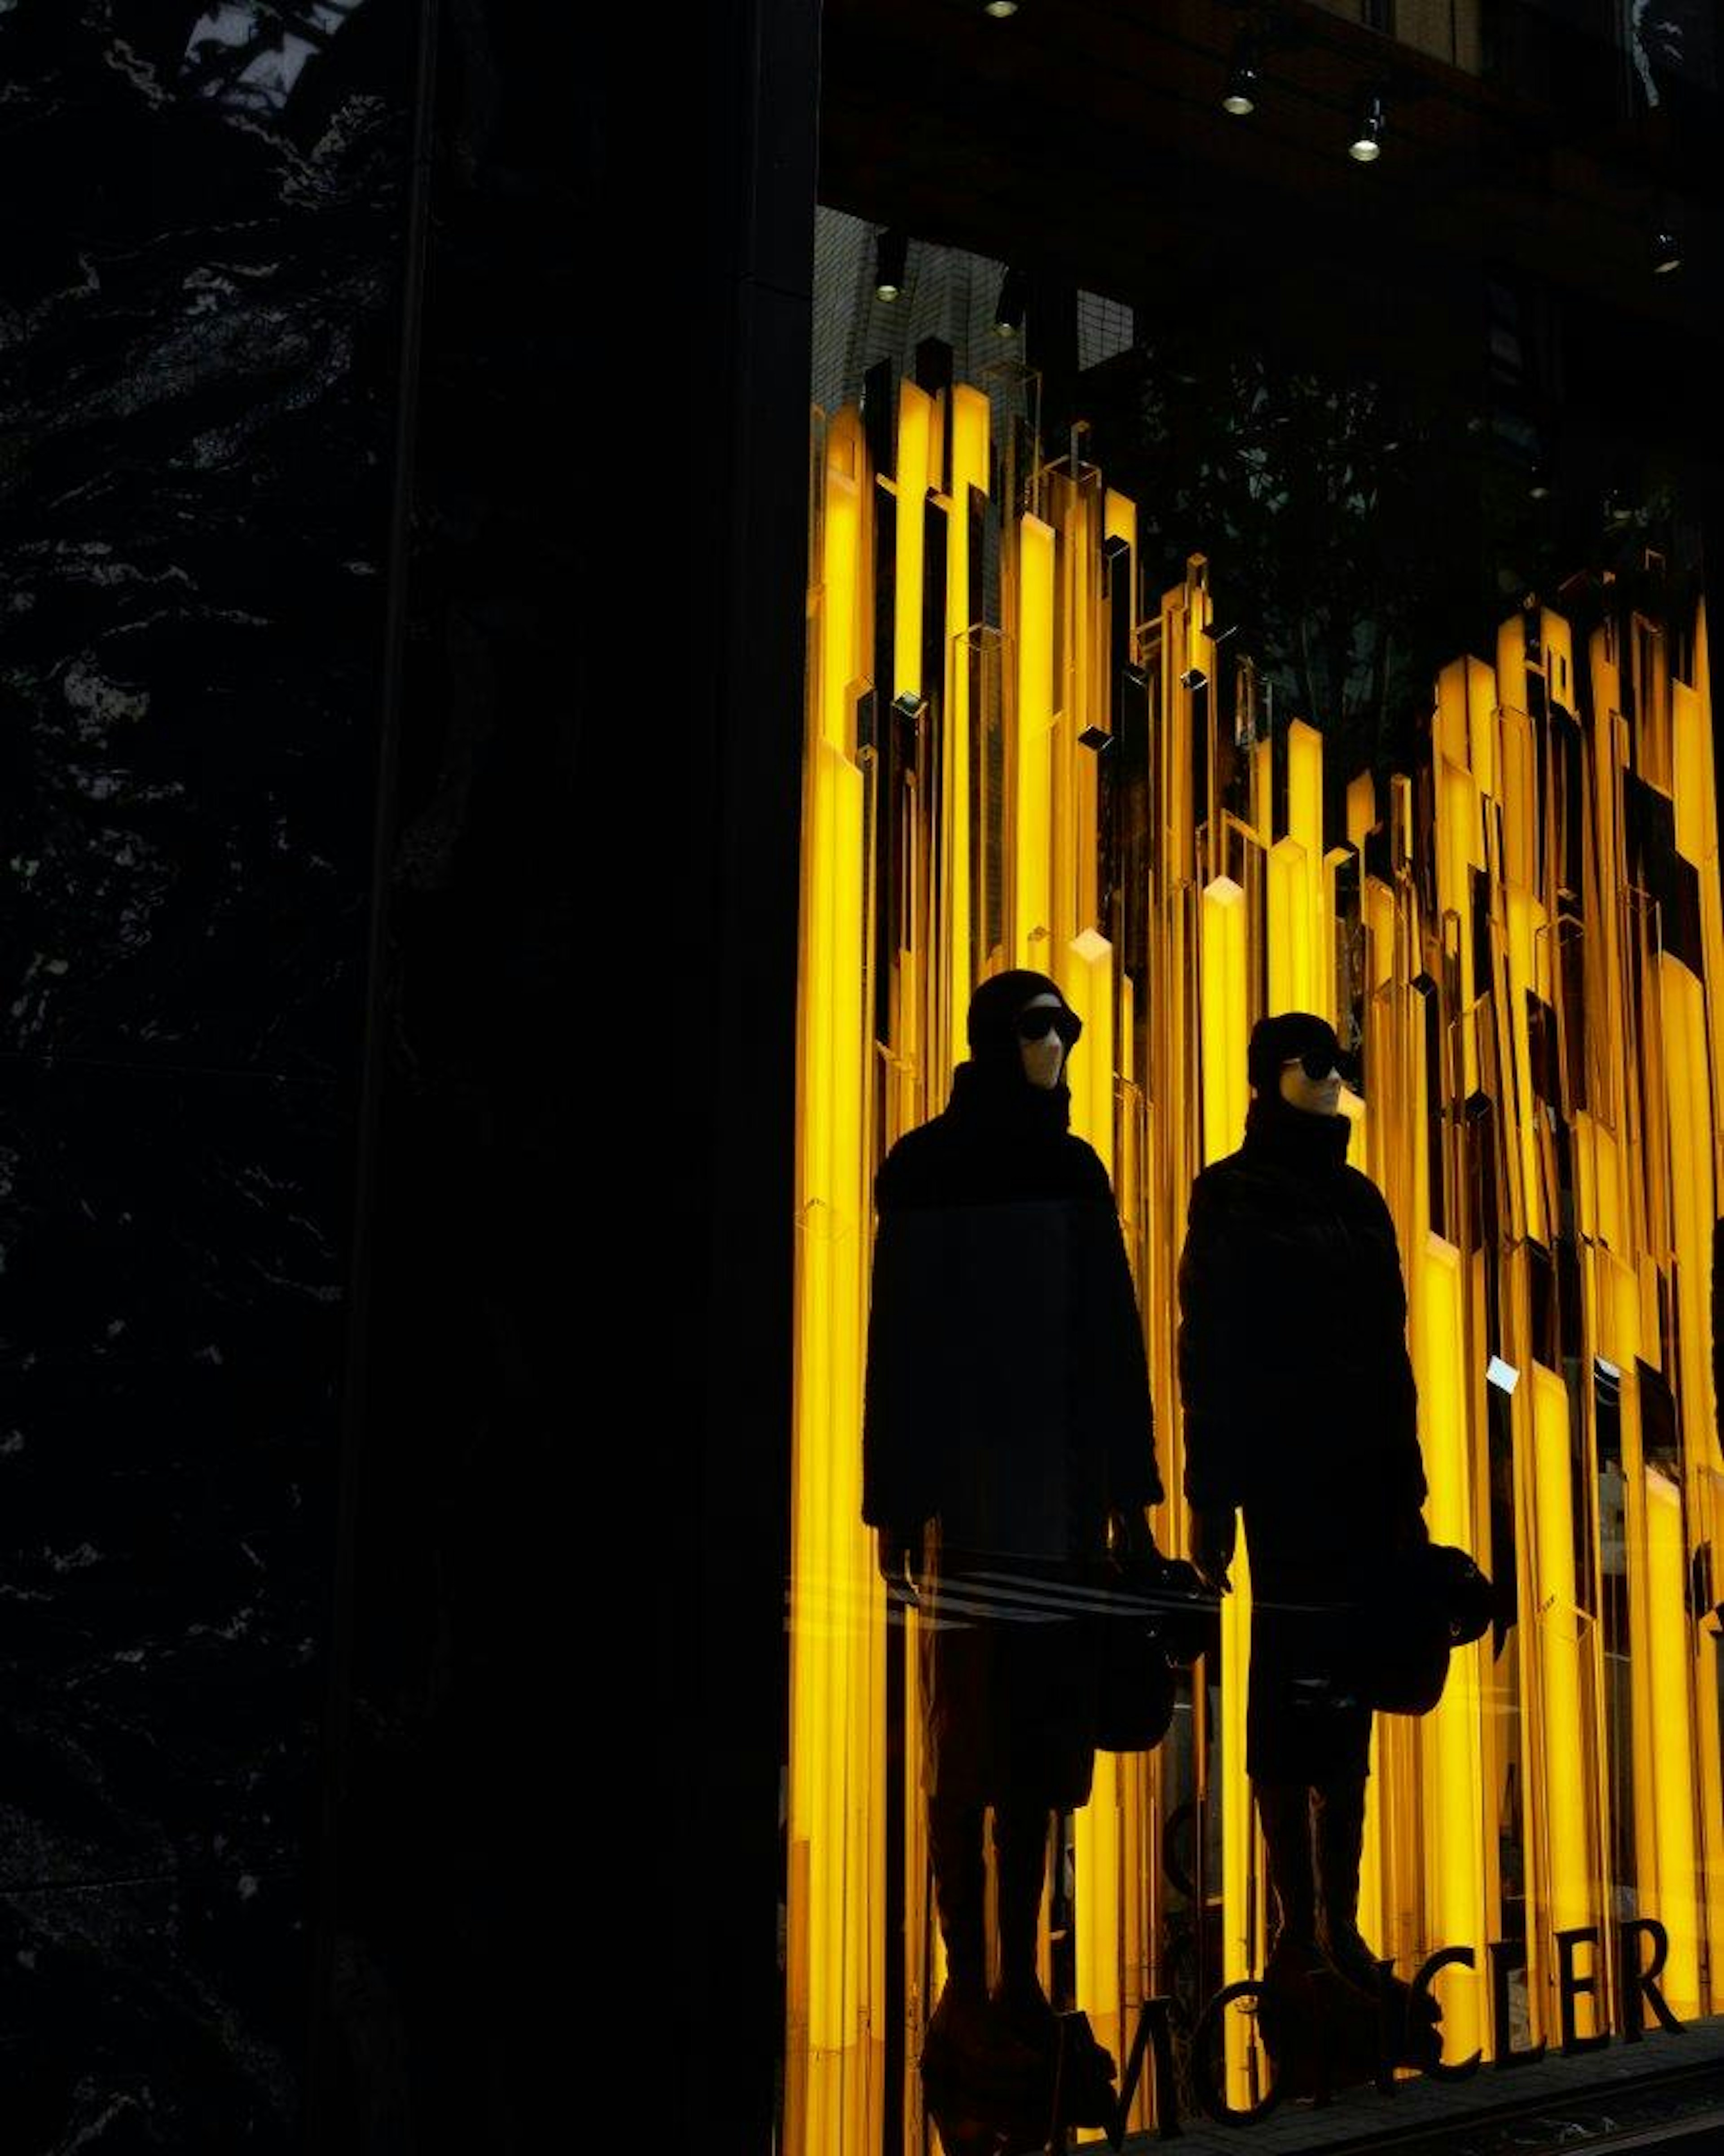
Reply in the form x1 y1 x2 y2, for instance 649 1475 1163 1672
784 15 1719 2147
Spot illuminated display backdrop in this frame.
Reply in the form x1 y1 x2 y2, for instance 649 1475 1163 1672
787 366 1723 2151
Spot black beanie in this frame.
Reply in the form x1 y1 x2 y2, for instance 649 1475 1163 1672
966 969 1071 1068
1246 1011 1349 1094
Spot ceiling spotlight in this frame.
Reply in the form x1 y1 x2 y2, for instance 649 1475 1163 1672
1527 467 1551 502
1349 86 1386 163
1222 37 1259 116
1651 227 1682 276
984 0 1019 16
874 227 909 302
992 266 1029 338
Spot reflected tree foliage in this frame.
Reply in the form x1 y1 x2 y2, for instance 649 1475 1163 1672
1091 344 1503 776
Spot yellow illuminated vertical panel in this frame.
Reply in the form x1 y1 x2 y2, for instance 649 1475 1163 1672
1439 761 1480 1098
1499 704 1536 891
1497 613 1528 733
1199 876 1254 2103
1286 721 1328 1021
1063 928 1116 1171
1530 1366 1593 1942
1066 479 1100 940
1659 949 1724 1995
1201 880 1249 1166
1437 658 1469 770
1075 1757 1123 2084
951 385 990 507
1673 681 1705 864
1413 1233 1489 2063
1468 656 1497 797
790 732 878 2151
1069 924 1121 2057
1619 1378 1662 1977
1266 839 1310 1016
1505 887 1544 1247
1662 953 1720 1478
1642 1468 1702 2015
1542 608 1574 713
1686 608 1724 1193
1104 487 1136 550
1367 877 1396 995
1016 515 1055 965
820 430 862 755
892 384 932 702
1286 717 1322 860
1347 771 1376 851
944 388 992 1088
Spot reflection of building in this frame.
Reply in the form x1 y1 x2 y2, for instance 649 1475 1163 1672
657 0 1724 2143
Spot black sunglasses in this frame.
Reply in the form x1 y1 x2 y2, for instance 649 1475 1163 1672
1016 1004 1083 1046
1282 1046 1355 1082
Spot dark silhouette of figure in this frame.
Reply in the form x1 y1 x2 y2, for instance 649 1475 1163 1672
862 970 1162 2125
1175 1010 1441 2083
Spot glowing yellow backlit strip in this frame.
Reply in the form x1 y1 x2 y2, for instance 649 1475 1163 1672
1416 1233 1488 2063
1016 514 1055 964
1643 1466 1702 2015
1530 1363 1593 1942
892 384 931 702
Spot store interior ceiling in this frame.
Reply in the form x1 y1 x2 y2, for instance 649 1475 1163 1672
818 0 1724 397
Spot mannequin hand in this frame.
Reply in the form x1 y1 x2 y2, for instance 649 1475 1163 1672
1191 1508 1236 1596
876 1525 921 1601
1107 1505 1160 1566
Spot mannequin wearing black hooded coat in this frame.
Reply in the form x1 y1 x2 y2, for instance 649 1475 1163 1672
1175 1010 1435 2071
862 969 1162 2083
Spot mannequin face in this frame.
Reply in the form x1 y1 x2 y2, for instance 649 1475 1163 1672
1017 992 1067 1090
1278 1054 1343 1116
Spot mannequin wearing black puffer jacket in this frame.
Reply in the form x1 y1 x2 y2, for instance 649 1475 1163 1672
864 969 1161 2119
1176 1010 1438 2082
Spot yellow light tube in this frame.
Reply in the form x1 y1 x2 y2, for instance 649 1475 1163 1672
1201 878 1249 1166
1198 875 1256 2106
1437 658 1469 770
1673 681 1705 864
1440 761 1480 1097
1530 1363 1593 1942
1063 926 1116 1169
1347 771 1376 852
1286 721 1328 1021
1505 885 1544 1247
892 384 932 702
1414 1232 1488 2063
820 445 861 755
1069 922 1123 2061
1016 514 1055 964
1266 838 1311 1016
789 727 879 2153
1642 1467 1701 2016
1662 952 1720 1468
1467 656 1497 797
943 388 992 1081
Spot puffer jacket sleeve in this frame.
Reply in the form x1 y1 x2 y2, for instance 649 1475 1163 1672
1074 1145 1165 1510
861 1164 945 1531
1175 1170 1261 1512
1355 1175 1427 1510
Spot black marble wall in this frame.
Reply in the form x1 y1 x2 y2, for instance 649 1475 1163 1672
0 1 817 2147
0 2 415 2148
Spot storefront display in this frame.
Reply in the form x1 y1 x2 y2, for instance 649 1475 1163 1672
786 359 1720 2150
